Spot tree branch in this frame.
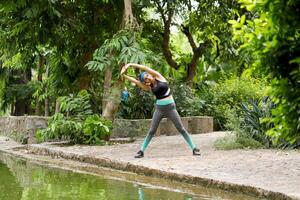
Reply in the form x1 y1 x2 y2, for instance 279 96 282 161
161 9 179 69
187 0 192 11
186 41 210 86
153 1 179 70
181 25 197 52
153 0 166 24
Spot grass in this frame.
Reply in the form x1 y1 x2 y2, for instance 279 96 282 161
214 133 263 150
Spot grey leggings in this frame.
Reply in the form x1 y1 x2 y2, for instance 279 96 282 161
140 103 196 152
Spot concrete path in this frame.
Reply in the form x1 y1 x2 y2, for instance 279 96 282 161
1 132 300 200
0 136 23 150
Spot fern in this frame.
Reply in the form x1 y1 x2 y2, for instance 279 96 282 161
85 30 159 73
0 69 8 111
59 90 93 117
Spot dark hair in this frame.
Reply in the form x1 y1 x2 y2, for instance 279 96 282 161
138 72 147 83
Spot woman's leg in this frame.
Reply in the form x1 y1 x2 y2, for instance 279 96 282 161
167 106 196 150
140 108 163 152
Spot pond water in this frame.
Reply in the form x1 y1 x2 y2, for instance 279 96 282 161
0 152 264 200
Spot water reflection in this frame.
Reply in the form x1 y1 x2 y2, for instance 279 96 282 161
138 187 144 200
0 153 198 200
0 162 23 199
0 153 262 200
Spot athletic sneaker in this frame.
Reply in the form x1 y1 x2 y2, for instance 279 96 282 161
193 148 201 155
135 150 144 158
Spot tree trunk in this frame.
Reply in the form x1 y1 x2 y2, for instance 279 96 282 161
24 66 32 114
182 25 210 87
102 67 112 112
14 101 26 116
154 2 212 87
161 11 179 70
10 103 14 116
102 80 123 120
12 67 32 116
55 98 60 113
122 0 138 28
101 0 137 120
35 55 44 115
186 50 202 87
78 50 94 90
154 1 179 70
44 65 50 116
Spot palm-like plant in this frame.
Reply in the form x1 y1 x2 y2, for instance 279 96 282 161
240 97 275 147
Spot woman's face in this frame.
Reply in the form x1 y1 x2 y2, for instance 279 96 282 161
144 73 155 85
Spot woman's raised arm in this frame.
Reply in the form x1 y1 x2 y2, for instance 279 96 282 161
122 74 151 91
122 63 165 81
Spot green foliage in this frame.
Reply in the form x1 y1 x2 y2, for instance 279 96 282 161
117 81 206 119
46 50 78 96
2 71 35 115
266 78 300 145
139 0 246 83
214 100 267 150
2 0 298 149
224 98 273 148
187 0 243 77
29 80 44 101
36 113 82 143
83 115 112 143
170 82 205 117
36 90 112 144
36 113 112 145
239 98 274 146
0 68 8 111
0 1 123 115
86 29 162 120
117 87 155 119
59 90 93 117
231 0 300 144
200 74 267 129
86 30 160 73
219 97 297 149
214 133 263 150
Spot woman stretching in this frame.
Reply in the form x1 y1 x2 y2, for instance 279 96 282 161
121 63 200 158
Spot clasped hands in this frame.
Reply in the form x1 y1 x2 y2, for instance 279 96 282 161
120 63 131 75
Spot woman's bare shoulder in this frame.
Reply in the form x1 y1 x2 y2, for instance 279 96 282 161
155 77 168 83
153 72 167 82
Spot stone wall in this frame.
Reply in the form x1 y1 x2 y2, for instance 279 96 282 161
0 116 49 144
0 115 213 143
112 116 213 138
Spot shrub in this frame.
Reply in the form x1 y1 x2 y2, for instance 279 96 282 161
83 115 112 143
59 90 93 117
199 74 267 130
170 82 206 117
215 108 264 150
239 98 296 148
36 113 112 145
214 133 263 150
36 90 112 144
36 113 82 143
231 0 300 145
239 98 274 147
117 81 206 119
216 97 296 149
117 87 155 119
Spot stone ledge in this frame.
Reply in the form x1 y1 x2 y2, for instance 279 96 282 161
0 116 49 144
0 116 214 143
27 144 295 200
